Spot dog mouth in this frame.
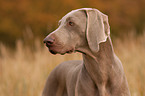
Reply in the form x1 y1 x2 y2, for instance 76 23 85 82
47 46 74 55
66 49 74 54
49 49 74 55
44 41 74 55
49 50 57 55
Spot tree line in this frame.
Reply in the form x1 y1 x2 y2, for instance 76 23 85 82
0 0 145 46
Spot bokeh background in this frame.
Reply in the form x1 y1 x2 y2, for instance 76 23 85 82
0 0 145 96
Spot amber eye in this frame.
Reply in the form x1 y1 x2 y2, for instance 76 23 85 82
68 21 74 26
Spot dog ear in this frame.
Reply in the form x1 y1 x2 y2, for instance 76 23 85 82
85 8 110 53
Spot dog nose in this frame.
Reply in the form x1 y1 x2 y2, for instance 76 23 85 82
43 37 55 46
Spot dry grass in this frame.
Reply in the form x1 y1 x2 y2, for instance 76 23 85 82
0 34 145 96
114 33 145 96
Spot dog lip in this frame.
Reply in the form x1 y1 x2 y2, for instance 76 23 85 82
49 50 57 54
45 42 52 47
45 45 74 55
60 53 66 55
66 49 74 53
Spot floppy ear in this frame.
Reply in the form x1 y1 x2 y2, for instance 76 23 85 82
85 9 110 53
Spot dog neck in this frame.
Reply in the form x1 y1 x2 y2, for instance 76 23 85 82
82 37 128 95
83 37 116 83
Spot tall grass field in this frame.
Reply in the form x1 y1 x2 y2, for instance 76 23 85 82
0 34 145 96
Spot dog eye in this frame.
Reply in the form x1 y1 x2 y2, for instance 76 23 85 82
68 21 74 26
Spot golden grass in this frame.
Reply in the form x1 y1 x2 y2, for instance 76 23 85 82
114 34 145 96
0 34 145 96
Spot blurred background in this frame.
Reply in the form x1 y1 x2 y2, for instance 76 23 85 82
0 0 145 96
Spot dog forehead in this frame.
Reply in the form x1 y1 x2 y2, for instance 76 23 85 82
59 8 101 23
60 9 84 22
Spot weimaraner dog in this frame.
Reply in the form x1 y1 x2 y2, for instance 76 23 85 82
43 8 131 96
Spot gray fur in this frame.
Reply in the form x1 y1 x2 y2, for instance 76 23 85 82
43 8 131 96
